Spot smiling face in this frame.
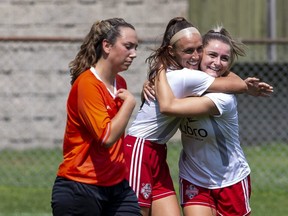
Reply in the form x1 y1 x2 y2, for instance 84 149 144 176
200 39 231 78
170 33 203 70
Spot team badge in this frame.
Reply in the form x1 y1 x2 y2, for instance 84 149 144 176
185 184 199 199
141 183 152 199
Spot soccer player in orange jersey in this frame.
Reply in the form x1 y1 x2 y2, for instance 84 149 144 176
51 18 141 216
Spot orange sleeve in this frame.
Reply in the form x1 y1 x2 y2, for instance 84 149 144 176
77 76 111 145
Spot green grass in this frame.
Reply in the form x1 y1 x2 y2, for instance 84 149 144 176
0 186 52 216
243 144 288 216
0 148 62 216
0 143 287 215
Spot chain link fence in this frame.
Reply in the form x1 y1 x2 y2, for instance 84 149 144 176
0 39 287 194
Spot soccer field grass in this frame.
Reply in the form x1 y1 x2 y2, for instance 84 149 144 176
0 143 287 215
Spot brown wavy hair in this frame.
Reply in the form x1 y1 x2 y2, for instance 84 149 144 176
69 18 135 84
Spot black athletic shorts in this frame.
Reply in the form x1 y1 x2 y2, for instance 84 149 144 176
51 176 141 216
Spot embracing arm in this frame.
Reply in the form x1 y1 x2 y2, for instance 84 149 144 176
155 70 219 117
208 72 273 96
149 69 273 115
207 72 248 93
244 77 273 96
141 80 155 102
144 71 247 104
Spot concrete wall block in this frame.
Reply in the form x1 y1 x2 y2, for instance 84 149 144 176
0 43 78 71
0 93 65 117
11 0 79 5
0 74 14 95
11 0 45 5
0 0 188 37
0 0 189 149
0 5 13 24
78 0 97 4
0 1 10 4
0 96 32 117
29 70 70 95
5 72 35 94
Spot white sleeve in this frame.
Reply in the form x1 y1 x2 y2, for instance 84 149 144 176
204 93 237 116
166 68 215 98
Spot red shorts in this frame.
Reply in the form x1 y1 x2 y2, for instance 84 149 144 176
124 135 176 208
180 176 251 216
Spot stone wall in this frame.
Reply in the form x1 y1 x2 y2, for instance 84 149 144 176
0 0 188 149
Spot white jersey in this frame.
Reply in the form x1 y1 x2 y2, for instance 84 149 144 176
127 68 215 144
179 93 251 188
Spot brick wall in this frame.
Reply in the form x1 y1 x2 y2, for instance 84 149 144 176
0 0 188 149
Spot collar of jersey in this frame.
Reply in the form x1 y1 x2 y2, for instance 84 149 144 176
90 67 116 99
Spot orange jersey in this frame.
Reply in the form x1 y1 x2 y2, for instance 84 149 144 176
57 69 128 186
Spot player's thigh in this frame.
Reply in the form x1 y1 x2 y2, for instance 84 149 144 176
151 194 181 216
183 205 216 216
140 207 151 216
